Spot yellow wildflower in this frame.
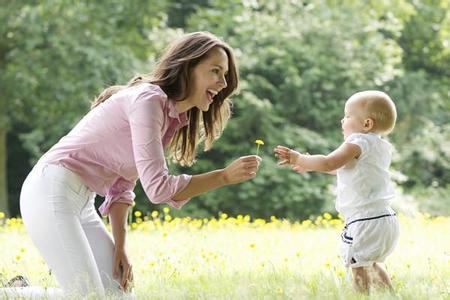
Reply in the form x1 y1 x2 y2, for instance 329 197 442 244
134 211 142 217
254 139 264 155
323 212 332 220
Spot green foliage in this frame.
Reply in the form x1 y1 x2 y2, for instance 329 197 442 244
1 1 169 213
398 0 450 76
394 122 450 188
3 0 450 217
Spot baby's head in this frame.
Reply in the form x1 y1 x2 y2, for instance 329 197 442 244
342 91 397 138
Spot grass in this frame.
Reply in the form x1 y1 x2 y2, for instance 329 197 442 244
0 212 449 299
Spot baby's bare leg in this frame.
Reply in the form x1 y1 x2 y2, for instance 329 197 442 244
351 267 370 293
372 263 393 290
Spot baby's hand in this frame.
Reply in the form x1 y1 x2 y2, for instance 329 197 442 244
274 145 300 166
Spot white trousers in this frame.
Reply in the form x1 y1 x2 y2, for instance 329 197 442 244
14 163 121 297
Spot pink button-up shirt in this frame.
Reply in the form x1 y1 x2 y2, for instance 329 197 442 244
38 83 192 215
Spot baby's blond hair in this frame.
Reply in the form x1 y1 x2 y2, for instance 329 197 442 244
350 91 397 135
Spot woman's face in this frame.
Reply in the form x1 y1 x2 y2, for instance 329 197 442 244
186 47 229 112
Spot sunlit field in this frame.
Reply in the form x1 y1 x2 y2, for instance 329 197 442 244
1 210 449 299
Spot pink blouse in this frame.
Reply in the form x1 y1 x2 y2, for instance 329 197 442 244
38 83 192 215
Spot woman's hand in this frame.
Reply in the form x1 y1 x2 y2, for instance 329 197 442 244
113 247 133 292
109 203 133 291
222 155 262 184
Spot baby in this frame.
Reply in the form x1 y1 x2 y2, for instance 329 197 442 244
274 91 399 292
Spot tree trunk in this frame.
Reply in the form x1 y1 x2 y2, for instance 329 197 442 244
0 122 8 216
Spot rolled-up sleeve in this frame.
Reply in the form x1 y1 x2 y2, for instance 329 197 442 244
128 87 192 209
99 177 137 216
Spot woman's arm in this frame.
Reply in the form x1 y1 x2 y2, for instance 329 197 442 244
128 89 261 205
173 155 261 201
109 202 128 249
109 203 133 291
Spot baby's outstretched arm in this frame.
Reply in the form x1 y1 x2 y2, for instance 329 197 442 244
275 142 361 173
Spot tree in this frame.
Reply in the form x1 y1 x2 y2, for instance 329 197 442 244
1 0 168 215
156 0 405 219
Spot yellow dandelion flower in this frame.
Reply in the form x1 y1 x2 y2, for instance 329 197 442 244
302 219 312 226
15 255 21 261
249 243 256 249
163 207 170 214
220 213 228 220
254 139 264 155
164 215 172 222
151 210 159 218
323 212 332 220
131 222 138 229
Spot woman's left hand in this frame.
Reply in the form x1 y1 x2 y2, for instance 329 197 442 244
113 247 133 292
222 155 262 184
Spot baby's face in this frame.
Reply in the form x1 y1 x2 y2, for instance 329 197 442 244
341 97 367 139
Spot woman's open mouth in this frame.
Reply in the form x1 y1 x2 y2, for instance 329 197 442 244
206 89 218 104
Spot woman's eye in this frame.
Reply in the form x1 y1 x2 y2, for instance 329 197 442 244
212 69 220 74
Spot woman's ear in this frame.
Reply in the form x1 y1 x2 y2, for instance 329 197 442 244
363 118 374 132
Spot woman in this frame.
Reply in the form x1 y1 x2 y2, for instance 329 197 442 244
9 31 261 297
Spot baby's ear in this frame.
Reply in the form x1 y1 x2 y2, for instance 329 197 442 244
363 118 374 132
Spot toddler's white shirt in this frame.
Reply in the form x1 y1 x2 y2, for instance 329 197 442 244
336 133 395 220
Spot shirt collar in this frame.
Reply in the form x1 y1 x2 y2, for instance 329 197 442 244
168 99 189 126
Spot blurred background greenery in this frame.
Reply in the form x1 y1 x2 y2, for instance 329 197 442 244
1 0 449 219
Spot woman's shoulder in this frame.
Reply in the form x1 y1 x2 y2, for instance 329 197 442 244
124 82 170 111
131 82 168 100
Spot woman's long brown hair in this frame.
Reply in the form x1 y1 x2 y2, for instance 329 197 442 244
91 31 239 166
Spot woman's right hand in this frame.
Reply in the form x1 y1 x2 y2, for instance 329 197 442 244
222 155 262 185
113 247 133 292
